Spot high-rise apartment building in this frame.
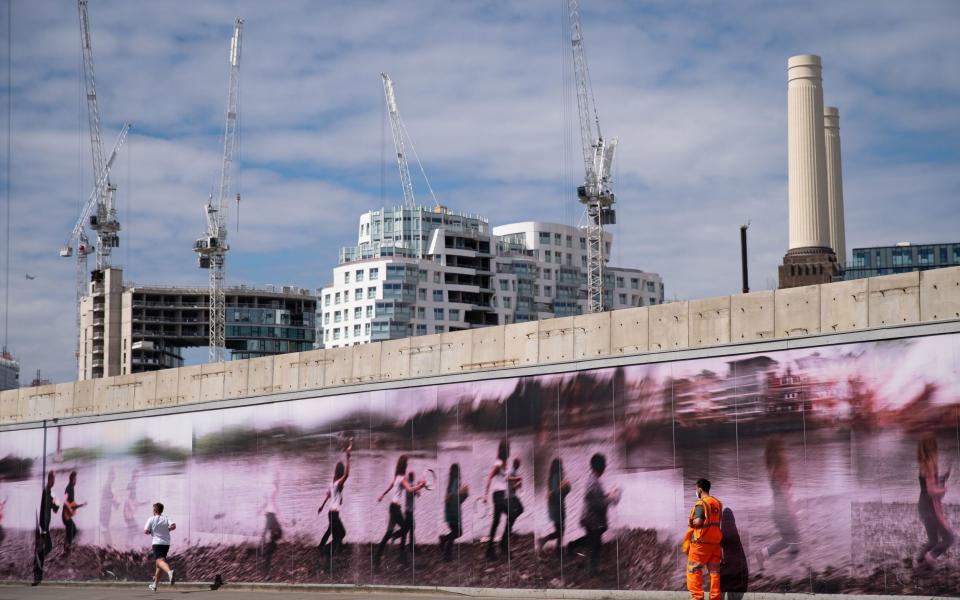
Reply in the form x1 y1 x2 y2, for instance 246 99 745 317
0 350 19 390
319 208 663 348
844 242 960 280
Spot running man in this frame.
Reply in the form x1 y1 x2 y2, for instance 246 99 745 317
685 478 723 600
32 470 59 586
61 471 86 556
399 470 427 551
318 441 352 566
483 439 511 560
144 502 176 592
568 453 620 575
539 458 571 557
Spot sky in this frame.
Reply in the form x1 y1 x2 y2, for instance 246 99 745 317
0 0 958 384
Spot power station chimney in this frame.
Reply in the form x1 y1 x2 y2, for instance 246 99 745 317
824 106 846 269
778 54 839 288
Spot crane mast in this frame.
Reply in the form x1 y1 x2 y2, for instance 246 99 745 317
195 17 243 364
381 73 416 211
569 0 617 313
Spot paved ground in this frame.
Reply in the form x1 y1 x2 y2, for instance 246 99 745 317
0 584 489 600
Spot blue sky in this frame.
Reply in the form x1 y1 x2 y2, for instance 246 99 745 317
1 0 958 384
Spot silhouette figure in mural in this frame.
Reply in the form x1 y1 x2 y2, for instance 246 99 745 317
756 436 800 569
483 439 513 560
61 471 86 556
258 472 284 575
720 508 749 599
32 470 59 585
317 441 352 570
375 454 425 568
99 467 119 548
539 458 571 558
568 453 620 576
440 463 469 561
915 433 954 568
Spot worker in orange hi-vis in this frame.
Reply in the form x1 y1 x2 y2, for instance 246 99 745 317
685 478 723 600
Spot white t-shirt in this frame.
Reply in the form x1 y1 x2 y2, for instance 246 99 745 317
391 475 405 505
491 459 507 493
144 514 174 546
329 482 343 512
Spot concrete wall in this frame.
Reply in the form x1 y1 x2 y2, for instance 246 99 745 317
3 266 959 425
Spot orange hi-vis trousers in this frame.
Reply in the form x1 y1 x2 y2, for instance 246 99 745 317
686 541 722 600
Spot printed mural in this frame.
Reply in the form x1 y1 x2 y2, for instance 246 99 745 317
0 333 958 594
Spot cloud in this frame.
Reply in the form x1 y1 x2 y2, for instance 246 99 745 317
1 0 958 383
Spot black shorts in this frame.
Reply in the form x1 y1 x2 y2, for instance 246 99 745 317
152 544 169 559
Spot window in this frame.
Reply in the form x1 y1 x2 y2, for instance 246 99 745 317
579 237 586 250
504 297 512 308
544 269 552 280
619 293 627 305
534 284 540 295
566 253 572 266
416 324 427 336
324 294 330 307
366 305 373 318
918 248 934 265
554 251 562 263
616 276 625 288
419 269 427 281
418 288 427 301
434 326 444 334
353 324 361 337
333 328 341 340
581 255 587 267
566 235 572 248
353 288 361 301
434 308 445 320
433 289 444 302
433 271 441 283
499 279 509 291
449 309 460 321
356 270 364 282
367 286 376 299
334 310 341 323
344 272 350 284
646 281 656 292
323 313 330 325
334 292 341 305
369 268 379 280
354 307 362 319
417 307 425 319
554 233 562 245
539 231 551 244
544 285 552 296
364 323 371 335
631 278 639 289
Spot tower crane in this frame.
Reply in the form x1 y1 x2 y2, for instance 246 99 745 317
381 73 416 212
568 0 617 313
195 17 243 364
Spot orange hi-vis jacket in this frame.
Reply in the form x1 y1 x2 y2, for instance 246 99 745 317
688 494 723 545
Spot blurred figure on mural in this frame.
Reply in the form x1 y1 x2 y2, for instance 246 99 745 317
400 469 427 551
568 453 620 576
99 467 120 548
506 457 525 537
915 433 955 568
124 470 147 547
483 439 512 560
440 463 469 561
756 436 800 569
144 501 176 591
685 478 723 600
61 471 86 556
258 471 284 575
32 470 59 586
375 454 425 567
538 458 571 558
318 440 352 566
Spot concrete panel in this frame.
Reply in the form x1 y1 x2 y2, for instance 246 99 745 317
93 378 112 414
775 285 821 337
131 372 158 411
409 334 443 378
20 384 56 421
440 329 472 374
247 356 275 395
154 368 180 408
0 388 19 423
731 290 775 342
176 364 204 405
504 321 539 366
272 352 302 392
102 376 139 413
380 339 409 380
223 360 249 399
199 364 226 403
868 271 920 326
74 379 97 415
298 349 326 390
54 382 76 418
574 312 611 360
611 306 649 355
323 346 354 387
689 296 731 348
649 301 690 351
352 343 382 383
466 325 506 370
539 316 575 364
920 266 960 321
820 278 868 333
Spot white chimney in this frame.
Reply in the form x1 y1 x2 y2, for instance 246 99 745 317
823 106 846 268
787 55 831 251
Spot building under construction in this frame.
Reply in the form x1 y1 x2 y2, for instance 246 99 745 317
78 268 315 380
